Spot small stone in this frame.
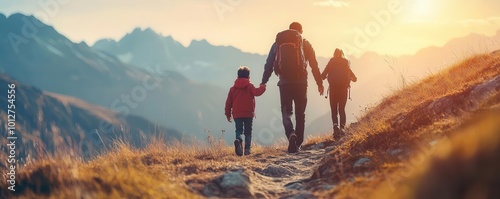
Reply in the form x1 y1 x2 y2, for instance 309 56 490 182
280 193 317 199
429 140 439 146
310 143 326 150
285 182 303 190
261 165 293 177
324 146 335 153
389 149 403 156
220 171 250 188
203 170 254 198
318 184 336 190
353 157 371 168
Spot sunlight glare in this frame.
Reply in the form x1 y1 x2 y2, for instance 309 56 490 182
410 0 434 20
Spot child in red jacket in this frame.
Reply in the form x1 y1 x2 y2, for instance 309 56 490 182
225 66 266 156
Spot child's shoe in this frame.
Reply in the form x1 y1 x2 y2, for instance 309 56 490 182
234 139 243 156
288 132 298 153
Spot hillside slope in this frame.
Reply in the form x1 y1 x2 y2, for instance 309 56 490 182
0 73 182 162
1 52 499 198
309 30 500 133
308 51 500 198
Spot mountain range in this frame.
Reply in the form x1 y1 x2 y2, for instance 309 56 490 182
1 13 500 148
0 73 182 162
91 23 500 134
0 13 228 141
92 27 267 88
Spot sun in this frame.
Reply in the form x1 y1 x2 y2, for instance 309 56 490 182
410 0 435 20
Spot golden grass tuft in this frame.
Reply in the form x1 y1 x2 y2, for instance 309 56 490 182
2 141 200 199
371 111 500 199
1 135 286 198
311 52 500 198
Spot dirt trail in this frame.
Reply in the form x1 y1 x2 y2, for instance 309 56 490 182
243 143 336 198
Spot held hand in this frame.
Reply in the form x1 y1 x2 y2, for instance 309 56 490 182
352 76 357 82
227 116 232 123
318 85 324 96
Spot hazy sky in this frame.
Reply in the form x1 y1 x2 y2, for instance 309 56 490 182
1 0 499 57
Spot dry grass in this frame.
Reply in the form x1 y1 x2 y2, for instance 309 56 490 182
2 53 499 198
310 52 500 198
372 111 500 199
1 135 286 198
2 142 201 199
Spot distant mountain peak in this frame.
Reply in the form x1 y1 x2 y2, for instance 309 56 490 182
163 35 174 40
131 27 144 33
7 13 40 23
120 27 162 44
7 13 25 19
143 27 154 32
0 13 6 20
188 39 212 48
96 38 115 42
194 38 209 43
3 13 61 38
130 27 158 36
79 41 89 47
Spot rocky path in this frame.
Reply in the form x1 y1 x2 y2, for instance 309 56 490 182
203 143 336 199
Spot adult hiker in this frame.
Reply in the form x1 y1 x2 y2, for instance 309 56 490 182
321 48 357 140
261 22 324 153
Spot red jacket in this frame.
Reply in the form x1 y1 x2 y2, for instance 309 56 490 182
225 78 266 119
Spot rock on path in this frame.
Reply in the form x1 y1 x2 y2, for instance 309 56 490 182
203 143 331 198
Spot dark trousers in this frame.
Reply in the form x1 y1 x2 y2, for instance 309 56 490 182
234 117 253 149
279 84 307 147
329 85 348 129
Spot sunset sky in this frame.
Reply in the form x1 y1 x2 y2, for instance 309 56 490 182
1 0 499 57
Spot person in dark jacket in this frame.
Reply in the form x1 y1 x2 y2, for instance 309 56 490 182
225 66 266 156
321 48 357 140
261 22 324 153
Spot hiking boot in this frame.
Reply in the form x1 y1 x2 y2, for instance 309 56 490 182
244 148 251 155
333 124 341 134
339 128 346 136
333 132 342 141
288 133 298 153
333 125 342 141
234 139 243 156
